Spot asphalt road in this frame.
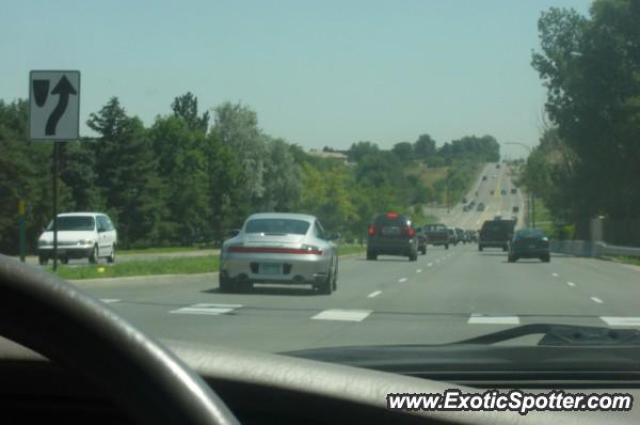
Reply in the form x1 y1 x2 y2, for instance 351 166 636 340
76 162 640 353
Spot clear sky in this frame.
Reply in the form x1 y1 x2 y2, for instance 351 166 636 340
1 0 590 158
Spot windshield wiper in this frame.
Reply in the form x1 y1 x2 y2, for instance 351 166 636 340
454 323 640 346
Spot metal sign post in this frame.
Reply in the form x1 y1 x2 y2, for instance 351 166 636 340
29 70 80 271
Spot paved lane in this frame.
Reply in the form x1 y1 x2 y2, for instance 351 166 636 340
76 244 640 352
73 162 640 352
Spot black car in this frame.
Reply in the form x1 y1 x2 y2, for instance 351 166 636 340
448 228 457 246
511 188 517 194
416 227 428 255
476 202 485 212
512 206 520 213
455 228 465 244
367 212 418 261
508 228 550 263
423 224 449 249
478 219 516 251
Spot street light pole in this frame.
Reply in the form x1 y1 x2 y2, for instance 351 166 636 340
505 142 534 228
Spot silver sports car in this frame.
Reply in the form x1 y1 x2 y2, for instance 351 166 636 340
219 213 338 294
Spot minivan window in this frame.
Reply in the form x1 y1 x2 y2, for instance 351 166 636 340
46 216 95 231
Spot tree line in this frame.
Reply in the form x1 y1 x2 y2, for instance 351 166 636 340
0 93 499 254
522 0 640 239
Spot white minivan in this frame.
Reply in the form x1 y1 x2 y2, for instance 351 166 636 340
37 212 117 265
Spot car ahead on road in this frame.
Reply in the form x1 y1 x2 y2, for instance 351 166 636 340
508 228 550 263
367 212 418 261
490 190 495 195
219 213 338 294
478 219 516 251
454 227 466 244
423 224 449 249
511 188 517 194
467 230 478 242
37 212 117 265
501 189 507 195
476 202 485 212
448 228 458 246
482 175 487 181
415 227 428 255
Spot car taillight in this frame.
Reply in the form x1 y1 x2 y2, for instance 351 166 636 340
228 246 322 255
368 225 377 236
403 227 416 237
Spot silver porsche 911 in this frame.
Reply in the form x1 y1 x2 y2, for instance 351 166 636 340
219 213 339 294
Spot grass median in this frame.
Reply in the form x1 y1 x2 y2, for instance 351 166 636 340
55 243 366 280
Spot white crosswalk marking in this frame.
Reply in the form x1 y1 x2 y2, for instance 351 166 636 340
312 309 372 322
468 314 520 325
601 317 640 327
100 298 121 304
398 277 407 283
170 303 242 316
590 296 603 304
367 290 382 298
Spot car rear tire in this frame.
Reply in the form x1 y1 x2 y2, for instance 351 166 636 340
409 253 418 262
366 250 377 261
420 246 426 255
61 257 69 265
508 255 517 263
502 245 508 252
218 276 235 293
332 260 338 291
317 271 333 295
478 245 483 251
445 244 449 250
541 254 550 263
89 245 98 264
107 244 116 264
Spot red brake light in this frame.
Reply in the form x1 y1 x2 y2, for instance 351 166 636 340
385 212 399 219
403 227 416 237
368 225 377 236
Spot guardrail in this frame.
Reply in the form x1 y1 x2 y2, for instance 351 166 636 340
550 240 640 257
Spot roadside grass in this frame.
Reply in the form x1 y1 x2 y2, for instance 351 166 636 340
338 243 366 256
55 255 220 280
606 256 640 267
54 244 364 280
119 245 215 255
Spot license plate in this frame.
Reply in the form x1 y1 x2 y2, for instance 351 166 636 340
381 226 400 236
259 263 281 275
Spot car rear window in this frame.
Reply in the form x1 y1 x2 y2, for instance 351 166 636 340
481 220 515 233
46 216 95 231
516 228 544 238
245 219 310 235
424 224 446 232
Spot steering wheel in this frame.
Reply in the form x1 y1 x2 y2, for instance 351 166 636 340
0 255 240 425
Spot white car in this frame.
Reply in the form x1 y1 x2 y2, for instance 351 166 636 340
37 212 117 265
220 213 338 294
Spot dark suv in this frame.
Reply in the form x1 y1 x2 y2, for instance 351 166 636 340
367 212 418 261
423 224 449 249
478 219 516 251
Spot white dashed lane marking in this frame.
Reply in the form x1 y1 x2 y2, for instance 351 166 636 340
170 303 243 316
312 309 372 322
566 281 576 287
590 297 603 304
468 314 520 325
100 298 121 304
601 317 640 327
416 269 422 273
398 278 407 283
551 272 559 277
367 290 382 298
427 262 433 267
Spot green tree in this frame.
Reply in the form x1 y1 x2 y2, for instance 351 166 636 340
391 141 413 162
87 97 163 247
413 134 437 158
532 1 640 219
171 92 210 133
347 141 379 162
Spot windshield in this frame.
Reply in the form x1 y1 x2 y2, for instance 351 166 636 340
245 219 310 235
3 0 640 379
46 216 95 232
